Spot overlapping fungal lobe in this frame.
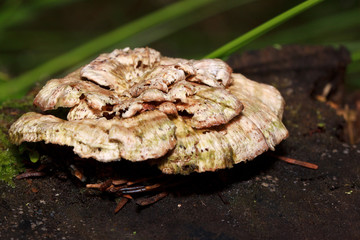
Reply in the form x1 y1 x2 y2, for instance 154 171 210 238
33 69 126 112
80 47 161 92
32 47 242 128
9 111 176 162
9 47 288 174
156 74 288 174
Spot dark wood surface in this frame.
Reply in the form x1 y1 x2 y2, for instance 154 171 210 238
1 45 359 240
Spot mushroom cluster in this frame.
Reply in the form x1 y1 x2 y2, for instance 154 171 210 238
9 47 288 174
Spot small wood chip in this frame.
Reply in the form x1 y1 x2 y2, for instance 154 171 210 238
107 185 124 193
86 183 102 189
100 179 113 191
135 192 168 206
114 197 129 214
69 164 86 182
145 183 161 191
126 177 153 186
122 194 133 200
112 179 128 185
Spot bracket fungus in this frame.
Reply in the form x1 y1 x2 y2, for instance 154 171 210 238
9 47 288 174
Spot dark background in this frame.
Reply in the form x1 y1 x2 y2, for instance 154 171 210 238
1 0 359 87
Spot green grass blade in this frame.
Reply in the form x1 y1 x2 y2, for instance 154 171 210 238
246 8 360 49
204 0 324 59
0 0 216 102
118 0 256 54
0 0 255 64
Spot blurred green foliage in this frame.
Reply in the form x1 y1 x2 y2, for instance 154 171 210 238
0 0 359 99
205 0 324 59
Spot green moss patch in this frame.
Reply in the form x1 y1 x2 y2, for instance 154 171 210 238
0 130 24 186
0 98 34 186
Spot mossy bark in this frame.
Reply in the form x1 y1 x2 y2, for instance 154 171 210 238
0 95 36 185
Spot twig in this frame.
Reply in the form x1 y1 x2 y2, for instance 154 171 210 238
16 171 45 180
120 183 161 194
86 183 102 189
270 153 318 169
135 192 168 206
99 179 113 191
126 174 163 186
126 177 153 186
217 192 230 205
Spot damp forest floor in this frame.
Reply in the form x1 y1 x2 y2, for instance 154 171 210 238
0 45 359 240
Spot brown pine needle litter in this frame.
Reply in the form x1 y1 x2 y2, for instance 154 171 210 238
270 153 319 170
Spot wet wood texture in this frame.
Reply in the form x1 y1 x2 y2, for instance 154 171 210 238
1 45 359 240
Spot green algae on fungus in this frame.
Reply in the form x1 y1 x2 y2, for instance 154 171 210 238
8 47 288 175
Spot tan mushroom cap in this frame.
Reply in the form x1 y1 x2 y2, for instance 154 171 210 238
33 47 242 129
9 48 288 174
